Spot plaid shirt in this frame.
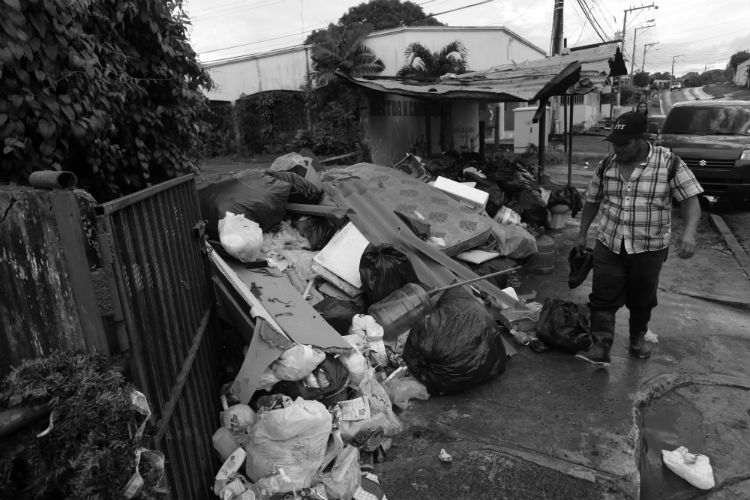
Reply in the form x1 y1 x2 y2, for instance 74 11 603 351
584 143 703 253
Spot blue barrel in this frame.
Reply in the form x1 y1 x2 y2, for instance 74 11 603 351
525 235 555 274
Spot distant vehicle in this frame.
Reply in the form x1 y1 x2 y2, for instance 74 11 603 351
657 100 750 206
670 81 682 91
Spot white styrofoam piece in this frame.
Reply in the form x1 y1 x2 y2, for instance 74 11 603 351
313 222 369 288
455 249 500 264
433 176 489 208
501 287 519 301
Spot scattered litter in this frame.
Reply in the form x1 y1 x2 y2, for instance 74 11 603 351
438 449 453 463
661 446 715 490
219 212 263 263
455 249 500 264
644 329 659 343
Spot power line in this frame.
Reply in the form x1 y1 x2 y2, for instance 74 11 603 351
574 0 608 42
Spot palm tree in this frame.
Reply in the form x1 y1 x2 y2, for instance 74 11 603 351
396 40 468 79
310 23 385 88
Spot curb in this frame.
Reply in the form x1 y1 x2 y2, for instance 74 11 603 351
708 213 750 279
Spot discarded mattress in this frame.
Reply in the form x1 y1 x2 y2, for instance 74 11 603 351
323 163 492 256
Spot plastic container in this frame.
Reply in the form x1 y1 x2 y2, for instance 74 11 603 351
548 207 571 229
525 235 555 274
367 283 433 340
212 427 240 461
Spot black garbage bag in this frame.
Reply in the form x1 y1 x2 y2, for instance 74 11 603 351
267 170 323 205
198 170 290 238
568 246 593 289
273 355 350 408
535 298 592 353
463 171 506 218
516 188 548 226
548 186 583 218
467 257 518 290
313 297 364 335
403 286 506 395
359 244 418 306
292 216 337 251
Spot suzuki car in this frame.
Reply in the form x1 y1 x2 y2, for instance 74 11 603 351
657 100 750 206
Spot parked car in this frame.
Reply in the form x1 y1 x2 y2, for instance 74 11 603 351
656 100 750 205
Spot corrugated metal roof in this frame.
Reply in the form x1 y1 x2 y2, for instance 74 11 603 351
342 44 618 102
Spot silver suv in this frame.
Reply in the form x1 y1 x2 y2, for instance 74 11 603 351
657 100 750 205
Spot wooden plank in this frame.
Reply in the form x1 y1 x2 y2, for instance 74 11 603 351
285 203 349 222
50 191 110 355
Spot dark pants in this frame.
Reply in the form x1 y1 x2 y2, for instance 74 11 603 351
588 240 668 350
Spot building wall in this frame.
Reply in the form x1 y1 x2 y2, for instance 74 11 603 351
363 27 546 76
205 46 310 101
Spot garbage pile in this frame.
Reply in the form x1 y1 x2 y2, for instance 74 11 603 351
198 151 583 499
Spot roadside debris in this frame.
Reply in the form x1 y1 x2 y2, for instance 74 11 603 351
662 446 715 490
199 149 587 498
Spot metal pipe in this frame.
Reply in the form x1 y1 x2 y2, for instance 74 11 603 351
29 170 77 189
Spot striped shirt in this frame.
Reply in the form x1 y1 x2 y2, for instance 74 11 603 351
583 143 703 253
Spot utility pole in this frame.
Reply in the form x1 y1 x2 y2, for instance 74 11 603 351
550 0 564 56
670 54 684 90
641 42 658 72
630 22 654 75
619 3 658 106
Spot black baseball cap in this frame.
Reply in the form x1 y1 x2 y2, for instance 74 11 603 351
604 111 647 145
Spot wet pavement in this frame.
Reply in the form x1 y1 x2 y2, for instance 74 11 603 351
374 201 750 499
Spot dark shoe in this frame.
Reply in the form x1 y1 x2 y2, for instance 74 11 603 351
629 332 652 359
575 344 611 366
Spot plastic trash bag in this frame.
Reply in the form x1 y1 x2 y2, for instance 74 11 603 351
493 206 522 225
293 217 337 251
272 344 326 381
199 170 290 238
403 286 506 395
244 398 332 489
661 446 715 490
318 446 361 500
337 350 368 387
568 246 593 289
548 186 583 218
535 298 592 353
491 220 538 259
359 244 418 306
515 189 548 226
274 355 351 408
314 297 364 335
218 212 263 263
269 152 313 173
383 367 430 410
267 170 323 205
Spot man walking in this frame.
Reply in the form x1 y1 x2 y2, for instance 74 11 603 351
575 112 703 366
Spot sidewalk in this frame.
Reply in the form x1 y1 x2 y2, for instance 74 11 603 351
374 206 750 499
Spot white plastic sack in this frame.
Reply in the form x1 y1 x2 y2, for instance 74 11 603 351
384 368 430 410
318 446 361 500
662 446 715 490
218 211 263 263
269 152 313 173
337 350 368 387
491 220 538 259
494 206 522 225
245 398 332 489
272 344 326 381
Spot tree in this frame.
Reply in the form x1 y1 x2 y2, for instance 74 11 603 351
339 0 443 30
396 41 468 78
310 23 385 87
632 72 650 88
728 50 750 71
0 0 211 201
650 71 671 81
682 71 701 87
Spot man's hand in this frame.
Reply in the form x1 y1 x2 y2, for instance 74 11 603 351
576 234 588 250
677 234 696 258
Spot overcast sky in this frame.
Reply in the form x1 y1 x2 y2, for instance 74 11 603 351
184 0 750 76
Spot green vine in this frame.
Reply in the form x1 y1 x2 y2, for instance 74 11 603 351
0 0 212 201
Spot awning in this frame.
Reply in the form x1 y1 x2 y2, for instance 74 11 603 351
339 43 618 103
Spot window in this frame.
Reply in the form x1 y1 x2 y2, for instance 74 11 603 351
662 105 750 135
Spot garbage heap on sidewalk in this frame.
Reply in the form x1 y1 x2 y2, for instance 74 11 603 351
200 151 586 500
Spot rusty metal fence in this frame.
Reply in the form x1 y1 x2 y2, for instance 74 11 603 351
97 175 220 500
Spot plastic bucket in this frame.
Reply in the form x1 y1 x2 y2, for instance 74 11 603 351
367 283 433 340
525 235 555 274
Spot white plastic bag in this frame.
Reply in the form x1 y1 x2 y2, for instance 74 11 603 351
384 367 430 410
661 446 715 490
491 220 538 259
218 211 263 263
318 446 361 500
245 398 332 489
337 350 368 387
272 344 326 381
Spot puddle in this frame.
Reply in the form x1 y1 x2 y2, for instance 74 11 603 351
639 389 706 499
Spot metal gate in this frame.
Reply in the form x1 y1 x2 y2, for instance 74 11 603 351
97 175 220 499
